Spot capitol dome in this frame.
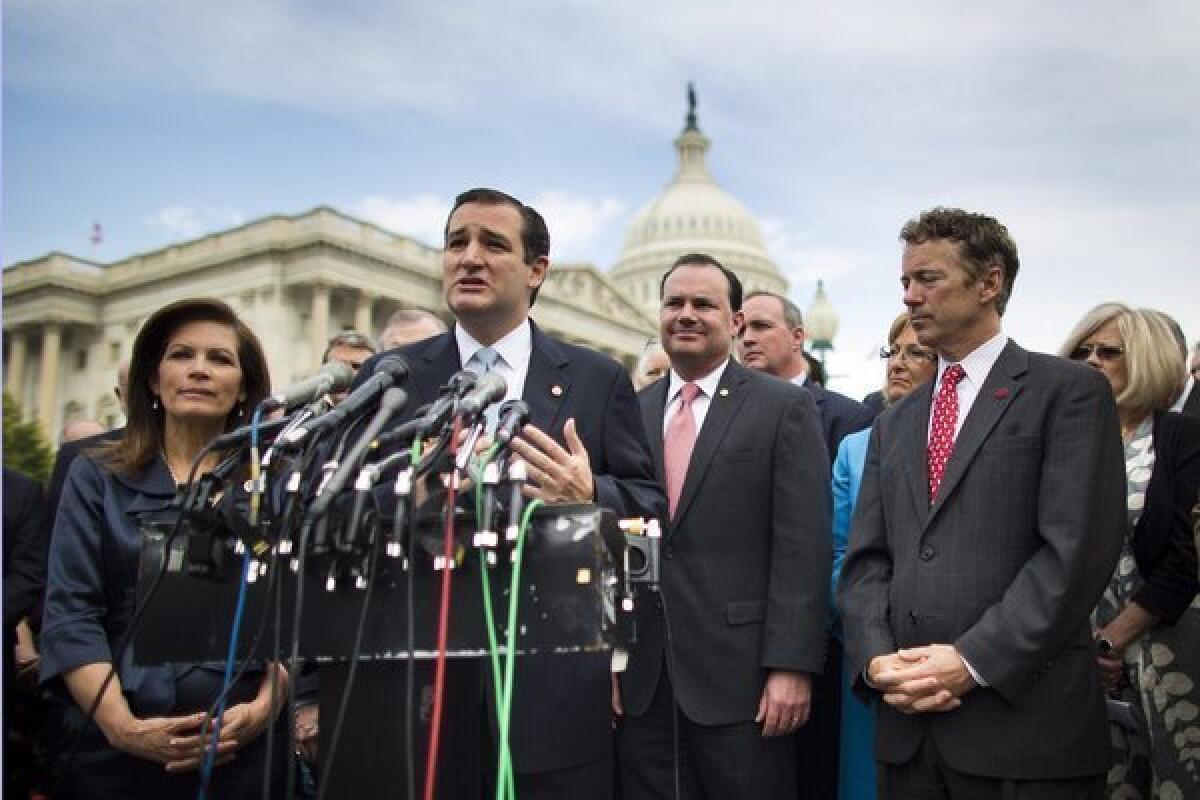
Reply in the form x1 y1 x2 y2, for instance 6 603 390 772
611 88 787 316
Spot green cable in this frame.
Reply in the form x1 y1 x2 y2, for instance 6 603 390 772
496 498 542 799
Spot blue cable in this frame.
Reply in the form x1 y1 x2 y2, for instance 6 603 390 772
197 408 261 798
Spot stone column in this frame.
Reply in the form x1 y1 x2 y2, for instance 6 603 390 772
37 323 62 433
310 284 330 370
354 291 374 338
5 329 27 398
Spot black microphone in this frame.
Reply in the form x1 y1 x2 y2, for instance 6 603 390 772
209 415 298 451
281 355 410 445
307 387 410 520
261 361 356 411
458 372 507 417
493 399 531 447
416 370 481 435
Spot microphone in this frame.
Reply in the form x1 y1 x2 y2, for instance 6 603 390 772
458 372 507 417
261 361 355 411
209 414 298 451
414 370 480 435
282 355 410 445
493 399 531 446
307 387 410 520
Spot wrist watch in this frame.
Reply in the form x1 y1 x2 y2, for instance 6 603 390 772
1095 635 1117 657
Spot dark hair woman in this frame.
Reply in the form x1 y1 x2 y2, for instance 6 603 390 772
39 298 288 798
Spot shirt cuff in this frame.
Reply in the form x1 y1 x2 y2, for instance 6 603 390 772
961 655 988 687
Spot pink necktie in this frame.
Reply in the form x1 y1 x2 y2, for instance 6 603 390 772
927 364 966 504
664 382 701 518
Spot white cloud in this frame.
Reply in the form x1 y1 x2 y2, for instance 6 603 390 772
761 218 860 284
355 194 451 248
144 205 244 238
531 192 626 261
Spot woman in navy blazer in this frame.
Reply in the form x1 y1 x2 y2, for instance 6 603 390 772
40 298 286 799
1061 303 1200 797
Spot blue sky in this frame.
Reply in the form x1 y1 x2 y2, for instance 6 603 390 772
4 1 1198 396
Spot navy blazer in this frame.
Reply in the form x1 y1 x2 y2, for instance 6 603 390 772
1131 410 1200 623
354 321 664 773
806 382 874 465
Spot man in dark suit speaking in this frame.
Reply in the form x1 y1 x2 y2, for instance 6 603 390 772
332 188 663 799
838 208 1126 798
618 254 831 798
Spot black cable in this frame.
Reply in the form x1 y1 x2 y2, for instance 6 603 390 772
315 507 382 800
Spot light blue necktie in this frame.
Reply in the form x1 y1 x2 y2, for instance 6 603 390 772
467 346 503 431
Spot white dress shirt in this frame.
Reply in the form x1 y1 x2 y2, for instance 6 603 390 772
663 359 730 436
928 332 1009 441
454 318 532 405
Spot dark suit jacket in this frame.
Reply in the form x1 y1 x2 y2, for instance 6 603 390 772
357 322 664 773
806 382 874 465
1182 382 1200 418
622 360 831 725
3 468 48 632
838 341 1126 780
1130 410 1200 623
46 428 123 537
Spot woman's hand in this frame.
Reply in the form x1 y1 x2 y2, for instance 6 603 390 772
108 712 237 772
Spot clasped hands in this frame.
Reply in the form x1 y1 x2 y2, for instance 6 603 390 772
868 643 976 714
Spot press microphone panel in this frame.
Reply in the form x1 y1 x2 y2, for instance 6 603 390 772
458 372 507 416
263 361 356 411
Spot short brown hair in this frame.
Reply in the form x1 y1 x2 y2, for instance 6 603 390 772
98 298 270 475
899 207 1020 315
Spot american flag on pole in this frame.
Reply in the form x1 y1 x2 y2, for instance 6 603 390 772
89 222 103 246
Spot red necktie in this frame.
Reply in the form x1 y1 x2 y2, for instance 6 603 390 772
664 382 701 518
927 364 966 504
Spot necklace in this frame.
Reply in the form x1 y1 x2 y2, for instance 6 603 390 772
162 452 188 486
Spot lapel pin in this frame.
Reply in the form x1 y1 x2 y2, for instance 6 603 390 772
551 384 563 397
719 388 730 397
994 388 1010 400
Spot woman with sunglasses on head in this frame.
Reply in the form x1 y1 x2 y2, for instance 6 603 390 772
39 298 290 799
1059 303 1200 798
831 312 937 800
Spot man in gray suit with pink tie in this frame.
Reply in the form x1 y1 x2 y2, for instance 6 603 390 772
838 208 1126 799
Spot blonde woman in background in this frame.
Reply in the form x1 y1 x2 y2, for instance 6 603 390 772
1060 304 1200 799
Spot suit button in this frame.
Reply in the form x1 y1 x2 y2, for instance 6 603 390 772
919 545 936 562
663 547 674 560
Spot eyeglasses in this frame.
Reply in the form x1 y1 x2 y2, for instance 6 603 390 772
326 332 375 351
880 345 934 363
1069 343 1124 362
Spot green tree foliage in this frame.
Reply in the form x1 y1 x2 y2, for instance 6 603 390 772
2 392 54 483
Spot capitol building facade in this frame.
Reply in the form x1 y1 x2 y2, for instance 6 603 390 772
2 99 788 440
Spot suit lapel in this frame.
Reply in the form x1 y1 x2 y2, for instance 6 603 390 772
521 324 570 436
416 332 462 405
900 386 933 521
672 360 748 528
641 380 668 487
926 341 1028 525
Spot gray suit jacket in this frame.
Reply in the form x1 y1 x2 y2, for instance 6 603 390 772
838 341 1126 780
623 360 831 725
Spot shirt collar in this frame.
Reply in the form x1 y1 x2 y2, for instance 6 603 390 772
1172 375 1195 413
667 358 730 403
454 318 532 369
937 331 1008 386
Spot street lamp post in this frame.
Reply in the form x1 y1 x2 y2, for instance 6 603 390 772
805 279 839 366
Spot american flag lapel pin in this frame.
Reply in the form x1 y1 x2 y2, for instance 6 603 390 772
994 387 1010 400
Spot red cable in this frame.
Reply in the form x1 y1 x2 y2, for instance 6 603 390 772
423 415 462 800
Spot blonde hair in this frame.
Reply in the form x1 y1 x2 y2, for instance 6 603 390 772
886 312 911 346
1058 303 1184 416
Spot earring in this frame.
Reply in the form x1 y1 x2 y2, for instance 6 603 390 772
237 405 244 418
152 397 160 411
